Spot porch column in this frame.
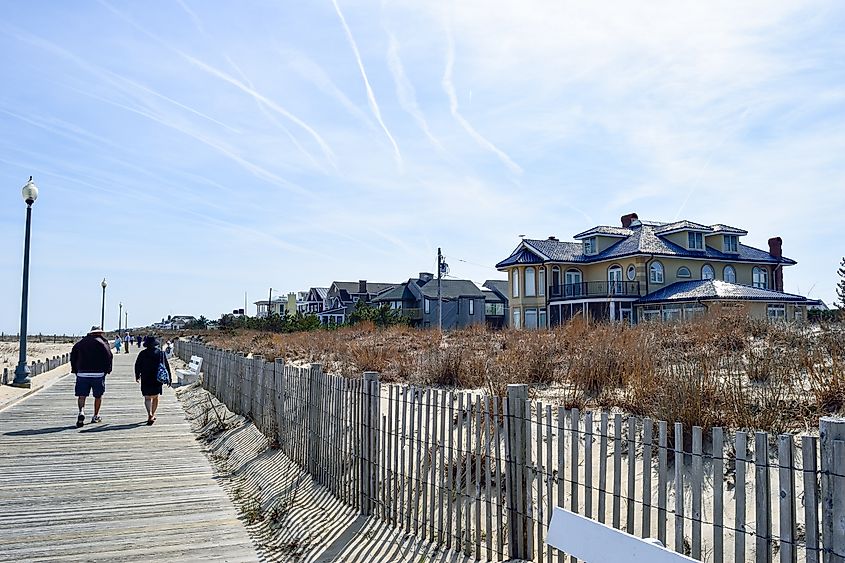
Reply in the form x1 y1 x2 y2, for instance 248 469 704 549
609 300 616 322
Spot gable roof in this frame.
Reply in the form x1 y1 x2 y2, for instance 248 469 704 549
497 222 796 268
573 226 633 239
371 283 415 302
330 281 396 297
307 287 328 300
373 277 485 303
417 279 485 300
482 288 504 303
483 280 508 297
637 279 808 304
653 220 712 235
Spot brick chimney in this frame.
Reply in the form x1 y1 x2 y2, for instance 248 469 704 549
358 280 367 294
621 213 639 228
419 272 433 283
768 237 784 291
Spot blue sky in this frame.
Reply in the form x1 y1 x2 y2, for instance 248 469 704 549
1 1 843 334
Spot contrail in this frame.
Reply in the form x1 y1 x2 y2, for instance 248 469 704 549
225 54 324 171
174 0 205 35
181 53 336 165
386 32 443 152
674 107 752 219
96 0 336 165
442 27 522 174
2 26 241 134
64 81 314 198
331 0 403 168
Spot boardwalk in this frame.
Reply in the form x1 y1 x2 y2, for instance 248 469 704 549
0 351 257 562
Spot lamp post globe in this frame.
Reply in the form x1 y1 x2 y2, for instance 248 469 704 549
21 176 38 204
12 177 38 388
100 278 107 332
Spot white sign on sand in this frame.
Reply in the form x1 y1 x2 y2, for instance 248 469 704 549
546 507 697 563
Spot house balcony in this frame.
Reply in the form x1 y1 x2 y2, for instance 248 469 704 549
548 281 640 301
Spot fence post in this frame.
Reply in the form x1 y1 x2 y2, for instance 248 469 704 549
307 363 324 477
274 358 285 445
820 416 845 563
361 371 380 516
506 384 529 560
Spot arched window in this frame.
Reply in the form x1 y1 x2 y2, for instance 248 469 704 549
752 267 768 289
724 265 736 283
608 265 622 294
512 269 520 297
701 264 715 280
626 264 637 281
551 266 561 297
538 268 546 297
565 268 582 297
650 261 664 283
677 266 691 278
525 267 536 297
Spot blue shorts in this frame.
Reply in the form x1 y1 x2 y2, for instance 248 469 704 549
75 376 105 398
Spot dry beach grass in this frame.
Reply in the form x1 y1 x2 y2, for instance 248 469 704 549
198 312 845 435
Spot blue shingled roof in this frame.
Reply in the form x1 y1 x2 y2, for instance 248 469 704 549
496 223 796 268
637 280 808 304
495 246 548 267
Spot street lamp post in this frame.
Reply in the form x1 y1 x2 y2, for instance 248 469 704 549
101 278 107 331
119 302 122 335
12 177 39 388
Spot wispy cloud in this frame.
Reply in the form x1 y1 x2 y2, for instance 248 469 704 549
442 23 522 175
385 32 443 151
179 52 337 167
174 0 205 35
331 0 403 169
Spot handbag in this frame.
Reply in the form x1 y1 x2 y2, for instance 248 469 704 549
156 349 170 384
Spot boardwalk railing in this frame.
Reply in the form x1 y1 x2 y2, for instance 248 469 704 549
2 353 71 385
176 339 845 563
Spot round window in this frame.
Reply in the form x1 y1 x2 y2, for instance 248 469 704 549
626 265 636 281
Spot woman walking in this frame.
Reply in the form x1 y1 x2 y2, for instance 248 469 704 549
134 336 171 425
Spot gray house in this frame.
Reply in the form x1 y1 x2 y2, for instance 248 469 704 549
318 280 396 325
373 273 486 330
482 279 509 328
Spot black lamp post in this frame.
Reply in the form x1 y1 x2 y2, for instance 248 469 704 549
101 278 107 331
12 177 39 388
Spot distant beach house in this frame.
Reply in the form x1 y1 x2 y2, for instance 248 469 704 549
496 213 810 327
372 273 487 330
318 280 396 325
253 297 286 318
304 287 329 315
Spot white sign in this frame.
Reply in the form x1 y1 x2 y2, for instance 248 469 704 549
546 507 697 563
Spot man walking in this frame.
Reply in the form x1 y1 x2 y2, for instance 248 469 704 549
71 326 113 428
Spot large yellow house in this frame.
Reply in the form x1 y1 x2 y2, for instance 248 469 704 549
496 213 809 327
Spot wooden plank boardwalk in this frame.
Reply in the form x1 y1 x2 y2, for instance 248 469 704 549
0 351 257 562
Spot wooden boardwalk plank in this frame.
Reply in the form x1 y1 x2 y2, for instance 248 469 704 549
0 352 257 562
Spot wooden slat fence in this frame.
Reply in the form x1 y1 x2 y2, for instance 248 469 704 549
2 353 71 385
177 339 845 563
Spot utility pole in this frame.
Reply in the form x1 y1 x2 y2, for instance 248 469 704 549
437 247 443 333
268 287 273 318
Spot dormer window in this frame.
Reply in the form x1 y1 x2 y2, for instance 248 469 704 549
724 235 738 253
688 232 704 250
583 237 597 255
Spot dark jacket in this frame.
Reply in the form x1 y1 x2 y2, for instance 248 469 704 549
70 335 113 375
134 347 171 382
